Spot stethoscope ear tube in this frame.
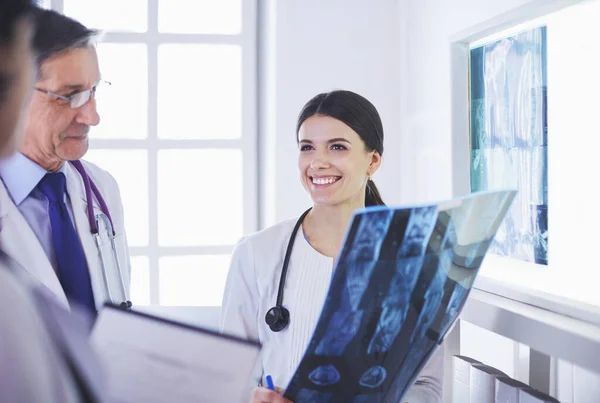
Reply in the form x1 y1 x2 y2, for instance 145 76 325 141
265 207 312 332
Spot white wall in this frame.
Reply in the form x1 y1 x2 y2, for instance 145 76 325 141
401 0 600 401
399 0 540 204
259 0 402 227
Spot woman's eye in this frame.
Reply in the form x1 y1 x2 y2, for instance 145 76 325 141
300 145 313 151
331 144 347 151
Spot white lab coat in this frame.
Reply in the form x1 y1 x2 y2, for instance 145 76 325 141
0 159 131 311
221 219 443 403
0 259 82 403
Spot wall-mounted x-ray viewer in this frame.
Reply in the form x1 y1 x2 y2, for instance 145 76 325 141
450 0 600 318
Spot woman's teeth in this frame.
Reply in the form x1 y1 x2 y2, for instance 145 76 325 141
312 177 339 185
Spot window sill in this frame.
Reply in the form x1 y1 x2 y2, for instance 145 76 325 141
461 287 600 374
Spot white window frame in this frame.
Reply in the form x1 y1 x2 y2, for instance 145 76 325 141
50 0 258 306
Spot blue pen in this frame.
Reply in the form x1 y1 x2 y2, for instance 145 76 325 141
266 375 275 391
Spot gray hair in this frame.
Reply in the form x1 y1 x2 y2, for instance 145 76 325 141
30 7 101 76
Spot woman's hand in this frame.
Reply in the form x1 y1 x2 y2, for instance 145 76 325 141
249 386 293 403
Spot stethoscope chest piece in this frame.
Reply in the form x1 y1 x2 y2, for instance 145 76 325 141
265 306 290 332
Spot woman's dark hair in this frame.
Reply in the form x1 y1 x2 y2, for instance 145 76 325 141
296 90 385 206
0 0 33 103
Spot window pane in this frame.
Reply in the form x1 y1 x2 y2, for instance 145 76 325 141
93 44 148 140
158 150 243 246
158 45 242 139
84 150 149 247
130 256 150 306
63 0 147 32
158 0 242 34
159 255 231 306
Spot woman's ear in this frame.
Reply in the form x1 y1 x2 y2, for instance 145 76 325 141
369 150 382 175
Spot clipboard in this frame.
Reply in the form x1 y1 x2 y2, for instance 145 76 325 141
91 304 262 403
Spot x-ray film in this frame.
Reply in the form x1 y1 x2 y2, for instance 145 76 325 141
284 190 517 402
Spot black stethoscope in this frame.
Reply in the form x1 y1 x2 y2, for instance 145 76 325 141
265 207 312 332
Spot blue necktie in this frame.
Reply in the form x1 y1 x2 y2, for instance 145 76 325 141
38 172 96 314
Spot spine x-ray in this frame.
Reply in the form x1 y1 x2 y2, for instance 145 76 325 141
283 190 517 403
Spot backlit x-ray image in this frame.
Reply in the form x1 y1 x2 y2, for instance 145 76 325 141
308 365 341 386
315 311 364 356
398 206 437 257
359 366 387 388
353 393 384 403
385 337 431 403
336 210 394 310
295 388 331 403
470 26 547 265
410 262 445 344
367 256 424 354
284 190 516 402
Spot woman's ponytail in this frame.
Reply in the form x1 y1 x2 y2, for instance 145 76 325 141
365 179 385 206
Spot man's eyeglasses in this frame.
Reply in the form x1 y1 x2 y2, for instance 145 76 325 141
34 80 111 109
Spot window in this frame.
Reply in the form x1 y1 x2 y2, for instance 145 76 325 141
453 0 600 311
53 0 257 307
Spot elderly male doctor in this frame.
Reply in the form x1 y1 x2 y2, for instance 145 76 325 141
0 2 108 402
0 8 131 315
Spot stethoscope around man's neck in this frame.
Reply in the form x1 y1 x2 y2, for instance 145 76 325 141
265 207 312 332
70 160 132 310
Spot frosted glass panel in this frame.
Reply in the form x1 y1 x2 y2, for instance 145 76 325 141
93 44 148 140
84 150 149 247
158 0 242 34
130 256 150 306
469 27 548 265
157 149 243 246
158 45 242 139
63 0 147 32
159 255 231 306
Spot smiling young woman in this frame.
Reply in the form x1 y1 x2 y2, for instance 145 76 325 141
221 90 443 403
